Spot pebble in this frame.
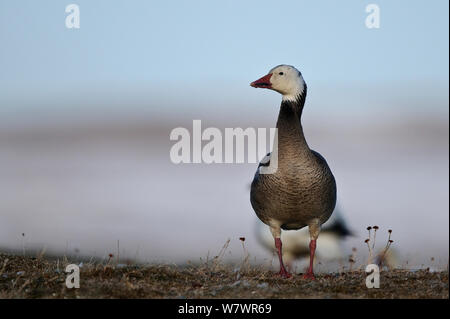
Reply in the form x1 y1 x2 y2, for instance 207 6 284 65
257 282 269 289
230 280 251 288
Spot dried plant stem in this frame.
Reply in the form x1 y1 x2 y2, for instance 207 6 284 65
240 241 249 272
117 240 120 265
372 229 377 250
366 241 373 265
212 239 230 271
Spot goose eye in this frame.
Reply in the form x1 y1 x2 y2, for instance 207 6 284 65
279 72 284 75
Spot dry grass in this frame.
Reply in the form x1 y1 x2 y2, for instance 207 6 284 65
0 253 447 299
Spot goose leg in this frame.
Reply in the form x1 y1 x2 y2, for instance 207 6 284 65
270 226 291 278
303 221 320 280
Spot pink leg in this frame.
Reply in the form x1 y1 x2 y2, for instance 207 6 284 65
274 238 291 278
303 239 316 280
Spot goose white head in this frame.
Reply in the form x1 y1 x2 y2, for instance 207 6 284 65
250 65 306 102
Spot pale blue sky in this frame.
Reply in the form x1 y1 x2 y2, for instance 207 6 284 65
0 0 448 109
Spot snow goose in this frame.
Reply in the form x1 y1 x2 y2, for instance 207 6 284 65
250 65 337 279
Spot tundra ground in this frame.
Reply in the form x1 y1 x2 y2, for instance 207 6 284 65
0 253 447 299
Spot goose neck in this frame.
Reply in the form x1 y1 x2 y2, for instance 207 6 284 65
275 90 310 157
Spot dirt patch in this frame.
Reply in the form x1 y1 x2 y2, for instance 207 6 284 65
0 253 447 299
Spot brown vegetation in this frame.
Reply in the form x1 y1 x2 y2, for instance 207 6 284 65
0 253 447 299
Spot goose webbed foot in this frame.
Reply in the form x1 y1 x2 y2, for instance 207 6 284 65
276 268 292 279
302 269 316 280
